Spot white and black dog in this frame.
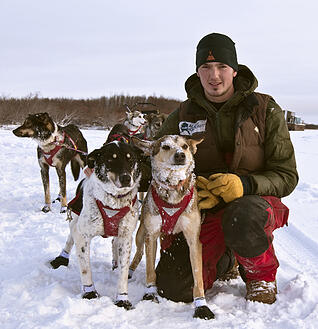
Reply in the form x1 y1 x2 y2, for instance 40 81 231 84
123 109 147 138
50 140 141 310
13 112 87 213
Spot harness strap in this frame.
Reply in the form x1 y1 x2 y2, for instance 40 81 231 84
108 134 130 144
151 185 194 235
42 132 66 166
128 125 143 136
96 196 137 237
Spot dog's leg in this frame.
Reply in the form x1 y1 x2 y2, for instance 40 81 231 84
50 218 76 269
183 229 215 320
55 166 67 213
40 162 51 212
112 238 118 270
143 231 160 302
114 235 134 310
72 224 98 299
129 220 145 278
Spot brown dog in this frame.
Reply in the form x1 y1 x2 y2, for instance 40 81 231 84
13 112 87 213
130 135 214 320
144 113 167 140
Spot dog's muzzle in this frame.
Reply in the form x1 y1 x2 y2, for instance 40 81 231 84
174 152 186 165
119 173 132 187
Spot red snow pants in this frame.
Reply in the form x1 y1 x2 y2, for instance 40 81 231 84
200 195 289 290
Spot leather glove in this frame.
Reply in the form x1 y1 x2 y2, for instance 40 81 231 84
206 173 243 203
196 176 220 210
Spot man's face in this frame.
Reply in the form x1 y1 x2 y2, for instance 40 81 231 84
197 62 237 103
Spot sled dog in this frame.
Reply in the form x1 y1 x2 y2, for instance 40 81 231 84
50 141 141 310
13 112 87 213
129 135 214 320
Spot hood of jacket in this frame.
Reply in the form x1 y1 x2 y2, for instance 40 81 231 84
184 64 258 110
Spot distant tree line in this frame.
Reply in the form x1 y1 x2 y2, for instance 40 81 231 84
0 94 181 128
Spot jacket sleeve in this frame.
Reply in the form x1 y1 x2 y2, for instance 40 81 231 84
249 98 299 197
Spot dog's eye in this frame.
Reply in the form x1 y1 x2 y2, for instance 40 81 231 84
112 154 117 159
182 144 188 150
126 153 131 159
162 145 170 151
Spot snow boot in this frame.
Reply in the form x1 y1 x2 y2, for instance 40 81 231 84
218 259 239 281
245 280 277 304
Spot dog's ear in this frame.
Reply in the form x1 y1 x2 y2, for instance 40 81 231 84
126 111 133 120
131 136 153 156
187 138 204 154
86 149 101 168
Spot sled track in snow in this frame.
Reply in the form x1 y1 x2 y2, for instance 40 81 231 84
275 223 318 277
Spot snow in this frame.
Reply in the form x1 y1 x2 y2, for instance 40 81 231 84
1 127 318 329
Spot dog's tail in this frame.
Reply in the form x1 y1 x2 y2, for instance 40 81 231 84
71 156 81 181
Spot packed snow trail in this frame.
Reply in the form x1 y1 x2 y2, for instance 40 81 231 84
0 127 318 329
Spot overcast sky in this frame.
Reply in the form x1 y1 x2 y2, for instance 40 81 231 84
1 0 318 123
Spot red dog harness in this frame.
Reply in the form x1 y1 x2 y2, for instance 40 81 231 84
151 185 194 235
128 125 143 136
96 196 137 237
42 132 85 166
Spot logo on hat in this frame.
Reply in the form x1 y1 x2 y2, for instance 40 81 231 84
206 50 215 61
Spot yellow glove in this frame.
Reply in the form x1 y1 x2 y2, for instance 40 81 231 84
196 176 220 210
196 176 210 190
206 173 243 203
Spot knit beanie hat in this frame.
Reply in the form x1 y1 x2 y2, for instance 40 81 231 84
196 33 238 71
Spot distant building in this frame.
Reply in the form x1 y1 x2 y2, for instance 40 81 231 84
283 110 305 131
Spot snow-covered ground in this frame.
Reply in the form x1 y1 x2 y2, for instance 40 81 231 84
0 127 318 329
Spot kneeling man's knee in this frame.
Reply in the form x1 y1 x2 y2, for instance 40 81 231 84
222 195 273 258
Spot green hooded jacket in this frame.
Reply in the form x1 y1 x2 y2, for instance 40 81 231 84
156 65 298 198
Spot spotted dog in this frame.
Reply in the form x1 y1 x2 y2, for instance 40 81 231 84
12 112 87 213
50 141 141 310
129 135 214 320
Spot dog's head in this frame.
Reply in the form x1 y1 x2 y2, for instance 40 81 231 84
147 113 166 132
87 141 141 195
132 135 202 187
126 110 147 127
12 112 55 141
133 135 202 166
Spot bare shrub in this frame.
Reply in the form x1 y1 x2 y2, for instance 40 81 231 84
0 94 181 128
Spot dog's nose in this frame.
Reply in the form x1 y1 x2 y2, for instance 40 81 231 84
174 152 185 165
119 173 132 187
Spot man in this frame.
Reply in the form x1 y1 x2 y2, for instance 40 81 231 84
153 33 298 304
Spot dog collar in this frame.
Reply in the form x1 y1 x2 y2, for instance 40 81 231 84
128 125 143 136
96 195 137 238
151 185 194 235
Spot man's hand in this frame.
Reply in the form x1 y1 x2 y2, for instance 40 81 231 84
206 173 243 203
196 176 220 210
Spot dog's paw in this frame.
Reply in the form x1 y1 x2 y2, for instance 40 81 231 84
142 293 159 303
82 291 99 299
42 205 51 213
115 300 133 310
193 306 215 320
50 256 69 269
60 206 67 213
